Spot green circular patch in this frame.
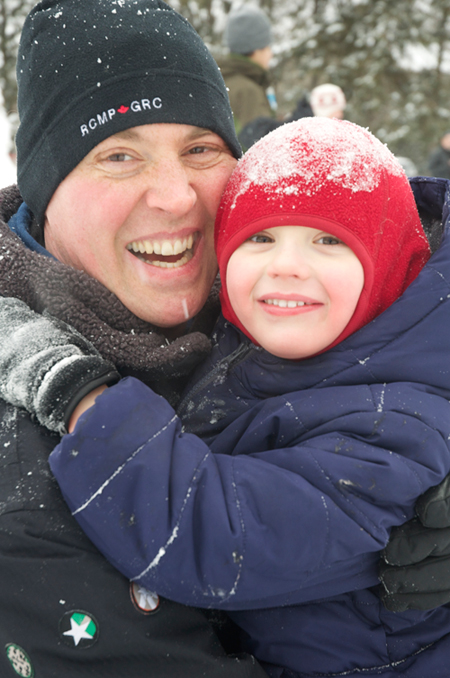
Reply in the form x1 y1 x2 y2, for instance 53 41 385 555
5 644 34 678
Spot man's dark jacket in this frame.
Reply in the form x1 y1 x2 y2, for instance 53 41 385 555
0 186 267 678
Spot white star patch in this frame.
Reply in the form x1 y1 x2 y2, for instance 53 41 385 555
63 615 95 646
59 610 99 648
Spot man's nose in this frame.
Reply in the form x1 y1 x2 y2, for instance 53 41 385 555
142 159 197 215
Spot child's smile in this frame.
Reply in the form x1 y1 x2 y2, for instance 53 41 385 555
259 293 322 313
226 225 364 359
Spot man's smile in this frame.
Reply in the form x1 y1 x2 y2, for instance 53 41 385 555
127 233 199 268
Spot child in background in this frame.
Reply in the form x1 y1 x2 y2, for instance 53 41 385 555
19 119 450 676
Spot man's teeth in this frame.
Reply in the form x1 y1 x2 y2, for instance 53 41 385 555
143 254 191 268
126 234 196 268
265 299 309 308
128 234 194 256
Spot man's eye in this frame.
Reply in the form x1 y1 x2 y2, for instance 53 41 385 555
107 153 134 162
185 145 222 167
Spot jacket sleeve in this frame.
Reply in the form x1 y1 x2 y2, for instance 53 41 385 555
48 377 450 610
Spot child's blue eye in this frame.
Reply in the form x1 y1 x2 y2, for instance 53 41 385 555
317 236 343 245
249 234 272 243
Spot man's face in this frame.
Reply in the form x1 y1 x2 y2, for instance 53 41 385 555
45 124 237 329
226 225 364 359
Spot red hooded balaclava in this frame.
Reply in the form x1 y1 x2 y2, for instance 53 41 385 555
215 118 431 352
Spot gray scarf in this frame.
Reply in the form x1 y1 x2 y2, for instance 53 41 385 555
0 185 218 404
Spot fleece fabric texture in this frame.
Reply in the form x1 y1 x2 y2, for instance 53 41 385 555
48 176 450 678
216 118 430 349
0 186 217 406
16 0 241 223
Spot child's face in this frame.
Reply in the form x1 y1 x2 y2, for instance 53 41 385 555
226 225 364 359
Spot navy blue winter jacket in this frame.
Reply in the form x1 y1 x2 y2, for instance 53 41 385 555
50 177 450 677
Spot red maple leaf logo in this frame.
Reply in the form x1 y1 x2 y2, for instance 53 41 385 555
117 105 129 114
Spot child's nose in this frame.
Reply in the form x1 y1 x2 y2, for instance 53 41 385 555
268 246 311 279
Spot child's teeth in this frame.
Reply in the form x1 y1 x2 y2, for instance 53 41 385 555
267 299 306 307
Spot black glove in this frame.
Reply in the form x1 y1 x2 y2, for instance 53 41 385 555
416 474 450 528
379 475 450 612
0 297 119 434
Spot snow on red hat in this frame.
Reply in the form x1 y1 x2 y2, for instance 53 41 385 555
215 117 430 349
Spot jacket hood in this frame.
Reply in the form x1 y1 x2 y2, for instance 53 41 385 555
215 118 430 352
179 176 450 443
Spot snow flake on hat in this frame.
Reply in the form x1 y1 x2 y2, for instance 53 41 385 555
230 118 405 208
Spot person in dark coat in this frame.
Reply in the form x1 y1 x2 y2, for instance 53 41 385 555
4 118 450 677
218 6 275 135
428 131 450 178
0 0 270 676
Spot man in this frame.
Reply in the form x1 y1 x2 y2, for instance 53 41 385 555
0 1 269 676
218 5 275 135
2 5 449 673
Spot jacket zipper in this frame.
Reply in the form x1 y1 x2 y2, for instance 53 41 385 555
177 342 254 417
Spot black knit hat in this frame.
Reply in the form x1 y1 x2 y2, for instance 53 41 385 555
16 0 241 224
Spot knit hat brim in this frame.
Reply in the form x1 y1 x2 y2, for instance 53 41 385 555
16 0 241 223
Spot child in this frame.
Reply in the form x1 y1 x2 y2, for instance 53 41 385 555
6 118 450 676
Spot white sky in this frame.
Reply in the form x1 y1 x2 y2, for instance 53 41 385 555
0 108 17 189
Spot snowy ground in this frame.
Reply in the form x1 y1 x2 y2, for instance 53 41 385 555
0 109 17 189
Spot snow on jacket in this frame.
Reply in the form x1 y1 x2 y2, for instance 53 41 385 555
0 187 267 678
49 175 450 677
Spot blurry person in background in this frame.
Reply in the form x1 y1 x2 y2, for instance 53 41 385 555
428 131 450 179
237 81 347 151
218 5 275 135
309 83 347 119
